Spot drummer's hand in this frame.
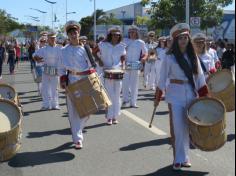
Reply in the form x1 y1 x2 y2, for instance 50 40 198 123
154 99 160 107
60 81 67 89
98 60 104 67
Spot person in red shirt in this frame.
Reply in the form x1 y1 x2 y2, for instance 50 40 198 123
14 41 21 68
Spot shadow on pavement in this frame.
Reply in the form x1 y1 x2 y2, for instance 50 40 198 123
227 134 235 142
120 138 171 151
18 90 38 96
156 111 169 116
84 123 108 130
8 142 75 167
134 165 209 176
27 128 71 138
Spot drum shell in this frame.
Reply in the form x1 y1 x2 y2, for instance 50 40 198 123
66 72 112 118
0 83 21 107
104 70 124 80
187 97 227 152
0 99 22 161
207 69 235 112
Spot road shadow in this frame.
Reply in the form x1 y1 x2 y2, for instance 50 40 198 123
120 138 171 151
8 142 75 167
18 90 38 96
133 165 209 176
156 111 169 116
227 134 235 142
84 123 108 130
23 109 49 116
27 128 71 138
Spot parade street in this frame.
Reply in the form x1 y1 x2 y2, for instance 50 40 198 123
0 62 235 176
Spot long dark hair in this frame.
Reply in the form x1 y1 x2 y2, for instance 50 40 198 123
168 35 199 75
105 33 123 43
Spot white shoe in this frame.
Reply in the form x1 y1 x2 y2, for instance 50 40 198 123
52 106 60 110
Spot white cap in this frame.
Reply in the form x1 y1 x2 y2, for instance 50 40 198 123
108 26 122 34
128 25 139 32
47 30 57 38
65 20 81 33
192 33 206 42
170 23 190 39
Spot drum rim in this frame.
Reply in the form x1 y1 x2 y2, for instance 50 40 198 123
0 99 22 134
206 69 234 93
0 83 17 97
187 97 226 126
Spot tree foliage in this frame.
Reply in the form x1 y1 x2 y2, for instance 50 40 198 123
141 0 233 30
79 10 123 37
0 9 24 34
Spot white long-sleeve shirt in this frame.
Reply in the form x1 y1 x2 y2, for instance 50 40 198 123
157 53 206 105
123 38 148 63
98 42 126 69
58 44 92 84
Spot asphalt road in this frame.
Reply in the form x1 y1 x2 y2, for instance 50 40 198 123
0 62 235 176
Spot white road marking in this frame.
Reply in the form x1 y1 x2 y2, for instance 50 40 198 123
121 110 167 136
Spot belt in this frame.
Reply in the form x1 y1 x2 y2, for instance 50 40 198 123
69 69 96 76
170 79 189 84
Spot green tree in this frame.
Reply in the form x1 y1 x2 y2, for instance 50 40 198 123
136 16 150 26
0 9 24 34
141 0 233 30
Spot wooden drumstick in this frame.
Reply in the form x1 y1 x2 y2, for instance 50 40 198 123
149 105 158 128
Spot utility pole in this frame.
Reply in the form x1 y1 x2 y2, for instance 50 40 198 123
186 0 190 24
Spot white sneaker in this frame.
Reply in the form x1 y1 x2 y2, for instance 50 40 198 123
52 106 60 110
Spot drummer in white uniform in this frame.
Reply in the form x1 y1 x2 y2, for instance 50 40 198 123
34 31 61 110
144 31 158 90
94 26 126 125
59 21 96 149
192 33 216 79
122 25 148 108
206 36 221 69
154 23 209 171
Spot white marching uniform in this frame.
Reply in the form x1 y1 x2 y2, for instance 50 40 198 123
155 47 166 86
144 42 158 89
157 53 206 164
198 53 216 78
98 42 126 119
207 48 219 65
35 45 61 109
58 44 91 144
123 38 148 106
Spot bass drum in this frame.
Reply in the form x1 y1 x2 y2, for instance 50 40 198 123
187 97 226 152
207 69 235 112
0 99 22 161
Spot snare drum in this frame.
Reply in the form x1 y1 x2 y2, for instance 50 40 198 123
125 61 143 70
0 84 20 106
66 72 112 118
207 69 235 112
187 97 226 151
104 69 125 80
43 65 58 76
0 99 22 161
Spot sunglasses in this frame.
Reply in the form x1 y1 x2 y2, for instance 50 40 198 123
178 35 189 40
40 41 46 43
149 35 155 37
112 34 121 37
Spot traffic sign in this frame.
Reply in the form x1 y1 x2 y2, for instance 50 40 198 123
190 17 201 27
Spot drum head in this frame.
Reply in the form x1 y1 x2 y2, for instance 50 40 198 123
188 98 225 126
0 99 21 133
0 84 16 101
104 69 124 73
207 70 233 93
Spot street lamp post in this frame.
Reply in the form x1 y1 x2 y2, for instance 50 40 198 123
186 0 190 24
121 10 126 34
93 0 96 42
43 0 57 30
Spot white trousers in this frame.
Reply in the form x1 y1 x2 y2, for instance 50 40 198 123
41 74 59 108
144 61 156 89
122 70 139 106
67 96 89 143
155 60 162 87
170 103 190 164
104 78 122 119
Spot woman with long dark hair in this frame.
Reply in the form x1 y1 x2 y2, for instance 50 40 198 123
94 26 126 125
154 23 209 171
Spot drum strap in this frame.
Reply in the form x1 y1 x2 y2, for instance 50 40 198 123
84 45 97 68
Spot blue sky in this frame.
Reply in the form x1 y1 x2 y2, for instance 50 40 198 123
0 0 235 28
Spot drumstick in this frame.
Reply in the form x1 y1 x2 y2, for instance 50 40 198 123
149 105 158 128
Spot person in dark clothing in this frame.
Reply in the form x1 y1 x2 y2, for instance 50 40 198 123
0 42 6 79
28 41 36 71
7 44 16 74
221 43 235 70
